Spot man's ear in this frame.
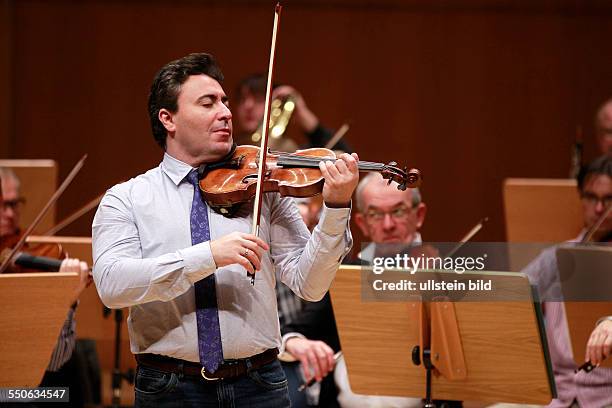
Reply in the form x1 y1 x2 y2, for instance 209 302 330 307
354 212 371 238
158 109 176 133
415 203 427 229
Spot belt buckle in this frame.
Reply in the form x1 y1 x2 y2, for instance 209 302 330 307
201 367 220 381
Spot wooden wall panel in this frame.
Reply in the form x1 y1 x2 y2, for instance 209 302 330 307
6 0 612 245
0 0 13 155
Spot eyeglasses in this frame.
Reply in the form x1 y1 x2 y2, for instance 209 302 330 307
581 193 612 208
365 205 413 222
1 197 25 211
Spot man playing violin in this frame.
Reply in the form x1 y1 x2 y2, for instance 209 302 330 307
1 167 92 407
523 155 612 408
92 52 359 408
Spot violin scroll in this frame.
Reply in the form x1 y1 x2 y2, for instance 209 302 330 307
380 162 422 191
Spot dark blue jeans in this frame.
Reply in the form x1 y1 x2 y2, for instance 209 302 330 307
134 359 291 408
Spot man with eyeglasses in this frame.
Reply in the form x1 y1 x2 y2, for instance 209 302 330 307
275 172 425 407
353 172 426 253
596 99 612 156
523 155 612 407
331 172 427 407
1 167 93 407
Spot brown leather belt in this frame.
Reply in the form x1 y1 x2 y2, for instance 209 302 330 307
135 348 279 381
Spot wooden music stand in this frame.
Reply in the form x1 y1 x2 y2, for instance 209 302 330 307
330 265 556 405
503 178 583 271
26 235 136 407
556 245 612 369
0 272 78 387
0 159 58 233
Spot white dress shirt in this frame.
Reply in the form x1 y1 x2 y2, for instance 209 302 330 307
92 153 352 362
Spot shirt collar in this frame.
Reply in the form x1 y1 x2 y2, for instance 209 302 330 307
160 152 196 186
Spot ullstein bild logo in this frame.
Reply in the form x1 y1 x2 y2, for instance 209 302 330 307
370 278 493 292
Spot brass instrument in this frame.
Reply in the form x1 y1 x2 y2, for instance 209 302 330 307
251 95 297 151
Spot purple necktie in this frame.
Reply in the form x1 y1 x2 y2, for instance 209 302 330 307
186 169 223 373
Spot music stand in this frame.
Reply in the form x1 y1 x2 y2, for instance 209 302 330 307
0 272 78 387
503 178 583 271
556 245 612 369
330 265 556 405
27 235 135 407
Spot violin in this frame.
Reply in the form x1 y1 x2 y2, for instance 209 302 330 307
0 231 66 273
199 145 422 213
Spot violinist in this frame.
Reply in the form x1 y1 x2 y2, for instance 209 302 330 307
523 155 612 407
1 167 92 408
233 74 352 153
92 52 358 408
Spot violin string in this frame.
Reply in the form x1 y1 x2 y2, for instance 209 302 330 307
275 154 386 171
279 158 384 171
268 150 399 169
273 151 382 166
280 155 386 167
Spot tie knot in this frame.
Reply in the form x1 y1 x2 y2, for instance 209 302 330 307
186 169 199 187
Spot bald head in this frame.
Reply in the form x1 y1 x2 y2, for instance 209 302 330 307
355 173 420 212
354 173 426 244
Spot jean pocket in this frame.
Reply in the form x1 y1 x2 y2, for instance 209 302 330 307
135 366 178 395
248 360 289 390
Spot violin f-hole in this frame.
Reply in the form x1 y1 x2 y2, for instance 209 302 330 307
242 171 272 184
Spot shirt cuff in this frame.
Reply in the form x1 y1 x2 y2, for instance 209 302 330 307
178 241 217 283
279 332 306 362
595 316 612 327
318 203 351 236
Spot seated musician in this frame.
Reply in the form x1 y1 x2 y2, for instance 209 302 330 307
277 172 426 407
1 167 92 407
233 73 351 153
334 172 426 408
233 74 355 408
523 155 612 407
91 52 359 407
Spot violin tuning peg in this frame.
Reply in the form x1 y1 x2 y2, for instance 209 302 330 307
389 161 397 167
